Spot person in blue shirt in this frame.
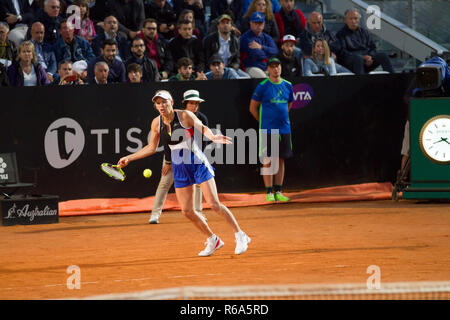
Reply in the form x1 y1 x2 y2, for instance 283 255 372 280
249 57 294 202
205 54 240 80
239 11 278 78
53 20 95 65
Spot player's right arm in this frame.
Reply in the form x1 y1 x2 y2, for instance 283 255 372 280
117 117 160 168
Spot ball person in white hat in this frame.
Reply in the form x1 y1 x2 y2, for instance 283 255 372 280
117 90 251 256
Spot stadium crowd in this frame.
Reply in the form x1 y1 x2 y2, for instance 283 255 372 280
0 0 395 86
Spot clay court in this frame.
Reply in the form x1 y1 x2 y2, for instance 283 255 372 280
1 186 449 300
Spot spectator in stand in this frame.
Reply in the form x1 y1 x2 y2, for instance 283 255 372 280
7 40 50 86
299 12 350 73
240 12 278 78
92 15 130 61
169 19 205 73
105 0 145 40
169 56 206 81
29 21 56 82
276 34 301 78
299 12 335 57
173 9 202 40
210 0 243 31
72 0 96 43
87 38 126 83
137 18 173 80
144 0 177 41
334 8 394 75
0 61 9 86
242 0 280 18
92 60 109 84
126 62 142 83
53 19 95 64
205 54 240 80
274 0 306 47
173 0 206 37
0 0 36 46
32 0 63 45
208 9 242 37
303 38 336 76
0 22 17 67
203 14 249 78
72 59 88 81
125 37 160 82
53 59 84 84
241 0 280 44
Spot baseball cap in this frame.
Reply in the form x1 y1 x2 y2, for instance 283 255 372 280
267 57 281 65
182 89 205 103
152 90 173 102
209 54 224 65
250 12 265 22
281 34 297 44
72 60 88 73
218 14 232 22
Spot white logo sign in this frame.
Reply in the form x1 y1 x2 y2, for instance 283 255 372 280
366 265 381 289
0 157 8 179
45 118 85 169
6 203 58 221
366 5 381 30
66 265 81 290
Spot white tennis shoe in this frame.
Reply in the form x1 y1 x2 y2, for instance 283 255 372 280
235 231 251 255
198 235 224 257
148 214 159 224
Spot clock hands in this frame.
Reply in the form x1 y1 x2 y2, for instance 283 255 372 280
433 137 450 145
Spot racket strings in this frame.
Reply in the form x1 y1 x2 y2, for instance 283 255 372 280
101 164 125 181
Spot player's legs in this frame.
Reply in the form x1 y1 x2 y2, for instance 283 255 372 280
201 178 250 255
175 184 213 237
150 160 174 223
200 178 240 233
193 184 205 218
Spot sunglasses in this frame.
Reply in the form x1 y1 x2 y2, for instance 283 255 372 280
51 5 60 9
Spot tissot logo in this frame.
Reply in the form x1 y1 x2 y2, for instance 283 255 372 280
45 118 85 169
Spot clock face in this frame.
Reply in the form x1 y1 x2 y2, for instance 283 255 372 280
419 115 450 164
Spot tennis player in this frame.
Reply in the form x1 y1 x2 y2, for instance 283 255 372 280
117 90 251 256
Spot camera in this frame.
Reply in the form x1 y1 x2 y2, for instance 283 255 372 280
415 53 450 97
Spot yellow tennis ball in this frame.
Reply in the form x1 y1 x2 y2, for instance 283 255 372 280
143 169 152 178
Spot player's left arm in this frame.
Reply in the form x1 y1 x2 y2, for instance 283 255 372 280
182 110 232 144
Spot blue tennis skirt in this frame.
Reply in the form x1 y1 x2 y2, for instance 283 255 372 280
171 148 215 188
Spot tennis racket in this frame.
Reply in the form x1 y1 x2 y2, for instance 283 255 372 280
100 163 126 181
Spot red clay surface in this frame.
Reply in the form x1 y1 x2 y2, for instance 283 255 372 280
0 199 449 299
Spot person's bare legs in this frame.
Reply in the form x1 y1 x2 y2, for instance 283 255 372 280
273 158 284 186
175 185 213 237
200 178 240 233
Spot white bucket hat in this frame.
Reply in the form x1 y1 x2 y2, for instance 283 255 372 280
152 90 173 102
182 89 205 103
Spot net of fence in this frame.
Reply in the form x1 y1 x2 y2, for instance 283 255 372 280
83 281 450 300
